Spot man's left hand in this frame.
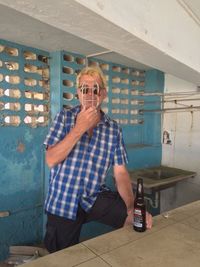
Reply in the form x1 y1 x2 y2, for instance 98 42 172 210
146 211 153 229
124 210 153 229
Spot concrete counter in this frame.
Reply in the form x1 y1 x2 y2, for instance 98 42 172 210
23 200 200 267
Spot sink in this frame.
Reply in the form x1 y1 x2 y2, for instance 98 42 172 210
136 169 178 180
129 166 196 190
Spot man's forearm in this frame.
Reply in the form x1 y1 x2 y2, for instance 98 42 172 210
114 166 134 212
114 171 135 226
46 127 83 168
117 176 134 212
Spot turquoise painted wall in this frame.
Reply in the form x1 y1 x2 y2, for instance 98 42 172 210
0 39 49 260
0 128 45 259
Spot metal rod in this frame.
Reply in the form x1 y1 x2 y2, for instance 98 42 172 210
164 98 200 103
142 106 200 113
86 50 113 58
139 98 200 105
142 91 200 96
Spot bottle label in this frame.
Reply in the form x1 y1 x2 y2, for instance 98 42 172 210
134 209 143 228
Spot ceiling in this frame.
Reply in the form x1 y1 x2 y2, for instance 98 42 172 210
180 0 200 25
0 0 200 76
0 3 149 70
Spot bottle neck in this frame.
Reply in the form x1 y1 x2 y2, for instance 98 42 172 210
136 179 144 199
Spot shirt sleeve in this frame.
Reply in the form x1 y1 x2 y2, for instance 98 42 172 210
44 110 66 147
112 127 128 166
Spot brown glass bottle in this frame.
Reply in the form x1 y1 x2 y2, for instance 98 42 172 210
133 178 146 232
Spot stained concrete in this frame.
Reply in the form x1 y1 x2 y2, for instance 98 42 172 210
21 200 200 267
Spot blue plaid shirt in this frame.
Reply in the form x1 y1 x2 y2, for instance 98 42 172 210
44 105 128 220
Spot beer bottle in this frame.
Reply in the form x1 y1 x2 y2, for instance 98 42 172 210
133 178 146 232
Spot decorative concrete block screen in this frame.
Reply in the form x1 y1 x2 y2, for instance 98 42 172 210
0 39 50 127
51 51 146 126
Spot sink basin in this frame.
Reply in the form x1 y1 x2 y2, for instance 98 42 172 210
136 168 188 180
129 166 196 190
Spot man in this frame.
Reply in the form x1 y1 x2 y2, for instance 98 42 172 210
44 66 152 253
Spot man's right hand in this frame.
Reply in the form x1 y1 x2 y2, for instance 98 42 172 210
74 107 100 134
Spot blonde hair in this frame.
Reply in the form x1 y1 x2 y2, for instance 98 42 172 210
76 66 107 89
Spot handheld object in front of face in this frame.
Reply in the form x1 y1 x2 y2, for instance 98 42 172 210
80 82 100 109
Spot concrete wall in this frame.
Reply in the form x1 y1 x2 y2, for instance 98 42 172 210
0 0 200 83
161 74 200 212
76 0 200 83
0 39 49 261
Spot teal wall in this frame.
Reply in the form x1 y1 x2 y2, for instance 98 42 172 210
0 39 49 260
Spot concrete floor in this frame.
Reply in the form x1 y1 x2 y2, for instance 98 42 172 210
10 200 200 267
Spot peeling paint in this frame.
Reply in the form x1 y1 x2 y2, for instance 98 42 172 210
25 129 34 142
17 142 25 153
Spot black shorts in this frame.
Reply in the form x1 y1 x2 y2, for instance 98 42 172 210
44 191 127 253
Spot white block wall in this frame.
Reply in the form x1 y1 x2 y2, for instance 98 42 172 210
161 74 200 212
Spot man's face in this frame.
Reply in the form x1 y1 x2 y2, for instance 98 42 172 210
77 74 107 109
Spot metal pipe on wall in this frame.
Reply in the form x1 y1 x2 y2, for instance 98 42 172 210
142 106 200 113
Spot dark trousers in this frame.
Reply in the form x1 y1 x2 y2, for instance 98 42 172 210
44 191 127 253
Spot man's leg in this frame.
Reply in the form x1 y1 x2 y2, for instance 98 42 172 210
86 190 128 228
44 206 86 253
